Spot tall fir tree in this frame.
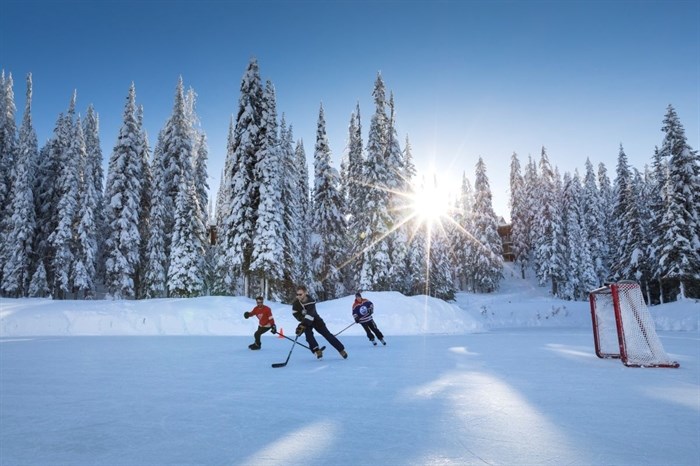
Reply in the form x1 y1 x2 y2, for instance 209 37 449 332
532 147 556 292
220 58 264 297
651 105 700 299
47 92 80 299
310 104 347 300
582 158 607 284
103 84 142 299
83 105 106 284
359 73 392 290
71 117 100 298
509 152 530 279
471 157 503 292
1 74 37 297
144 131 168 298
250 80 285 298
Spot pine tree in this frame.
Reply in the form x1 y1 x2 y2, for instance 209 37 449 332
359 73 392 290
28 260 50 298
384 92 408 291
1 74 37 297
279 117 300 297
0 72 18 290
294 139 313 292
220 58 264 296
311 104 347 300
72 117 99 298
250 80 285 298
103 84 142 299
83 105 105 284
522 155 539 277
47 92 80 299
651 105 700 299
582 158 607 284
161 79 207 298
144 131 168 298
597 162 615 280
471 157 503 292
532 147 559 293
610 144 634 281
509 152 530 279
0 71 17 221
167 179 206 297
134 105 151 298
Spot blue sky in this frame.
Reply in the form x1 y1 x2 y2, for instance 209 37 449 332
1 0 698 219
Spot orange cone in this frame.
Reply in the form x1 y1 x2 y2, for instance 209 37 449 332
278 328 285 338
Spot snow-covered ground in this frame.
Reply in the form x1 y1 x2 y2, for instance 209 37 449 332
1 264 698 465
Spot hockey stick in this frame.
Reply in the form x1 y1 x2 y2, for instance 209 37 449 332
334 322 356 337
272 333 301 368
277 332 325 352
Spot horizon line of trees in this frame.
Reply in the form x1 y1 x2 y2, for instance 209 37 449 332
0 61 698 304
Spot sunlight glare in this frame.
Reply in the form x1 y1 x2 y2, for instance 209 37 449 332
411 178 452 226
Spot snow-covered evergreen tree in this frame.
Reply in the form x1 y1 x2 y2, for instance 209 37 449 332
582 158 607 284
346 103 364 227
82 105 105 284
103 84 142 299
167 178 206 297
250 80 285 298
454 173 475 291
532 147 560 293
471 157 503 292
359 73 392 290
134 105 151 298
47 92 80 299
560 171 597 300
144 131 168 298
161 79 207 298
294 139 314 292
220 58 264 297
509 152 530 279
597 162 615 280
610 144 634 281
28 260 50 298
278 117 300 297
310 104 347 300
0 71 17 222
523 155 539 276
651 105 700 300
1 74 37 297
0 72 18 290
71 117 99 298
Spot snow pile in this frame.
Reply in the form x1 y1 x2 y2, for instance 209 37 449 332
1 289 697 337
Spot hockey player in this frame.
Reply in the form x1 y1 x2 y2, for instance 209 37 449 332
352 292 385 346
292 285 348 360
244 296 277 350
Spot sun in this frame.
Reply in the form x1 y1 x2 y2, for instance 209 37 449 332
410 178 452 227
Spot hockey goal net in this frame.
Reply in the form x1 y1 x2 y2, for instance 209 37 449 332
589 281 679 368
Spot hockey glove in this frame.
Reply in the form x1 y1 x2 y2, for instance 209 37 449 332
270 324 277 334
354 316 360 323
295 323 306 336
243 311 250 319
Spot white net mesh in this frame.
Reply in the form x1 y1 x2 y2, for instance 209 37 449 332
590 282 678 368
614 282 677 367
590 289 620 358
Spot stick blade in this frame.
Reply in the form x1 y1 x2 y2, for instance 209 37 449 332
271 362 288 368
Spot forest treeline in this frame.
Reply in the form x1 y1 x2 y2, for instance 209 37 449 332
0 59 698 303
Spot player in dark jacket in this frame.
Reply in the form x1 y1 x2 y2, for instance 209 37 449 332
292 285 348 360
352 292 385 346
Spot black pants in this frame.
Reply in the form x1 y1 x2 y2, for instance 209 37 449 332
304 319 344 353
254 326 271 346
360 320 384 341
